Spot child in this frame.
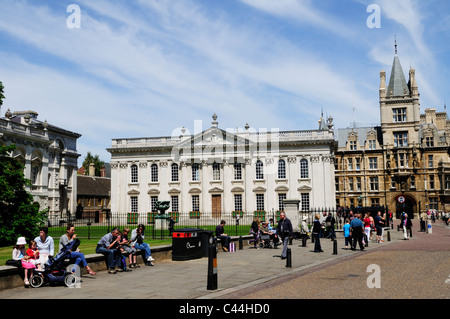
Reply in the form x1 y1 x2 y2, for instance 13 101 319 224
26 240 41 270
13 237 35 286
343 219 351 250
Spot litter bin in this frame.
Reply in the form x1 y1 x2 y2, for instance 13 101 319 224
200 230 215 257
172 228 203 261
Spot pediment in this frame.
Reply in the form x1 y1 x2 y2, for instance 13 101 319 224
208 187 223 193
297 185 312 191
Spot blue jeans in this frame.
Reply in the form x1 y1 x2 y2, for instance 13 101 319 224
69 251 88 271
134 243 151 259
96 247 121 269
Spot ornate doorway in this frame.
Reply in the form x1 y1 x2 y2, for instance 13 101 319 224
394 194 417 219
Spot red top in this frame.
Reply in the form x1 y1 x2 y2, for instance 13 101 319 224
364 218 371 227
26 248 39 260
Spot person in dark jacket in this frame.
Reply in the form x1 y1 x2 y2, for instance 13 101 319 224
312 214 324 252
400 212 412 240
276 212 293 259
215 220 231 252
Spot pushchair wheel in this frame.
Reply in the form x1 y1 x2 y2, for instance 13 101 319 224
30 275 44 288
64 273 78 288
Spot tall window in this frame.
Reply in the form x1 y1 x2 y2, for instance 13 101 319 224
348 158 353 170
445 175 450 190
234 194 242 211
357 177 362 191
398 153 405 168
130 196 138 213
370 177 379 191
349 140 357 150
151 164 158 182
192 195 200 211
151 196 158 212
301 193 310 211
171 163 179 182
234 162 242 180
255 160 264 180
192 163 199 181
368 140 376 150
425 137 434 147
278 159 286 179
171 196 179 212
429 175 435 189
369 157 378 170
428 155 434 168
348 177 354 191
394 132 408 147
212 162 220 180
256 194 265 211
355 158 361 170
131 164 138 183
278 193 286 211
393 108 407 122
300 159 309 179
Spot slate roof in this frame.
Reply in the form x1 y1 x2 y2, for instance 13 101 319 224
77 175 110 196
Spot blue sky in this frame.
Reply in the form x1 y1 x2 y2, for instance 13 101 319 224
0 0 449 166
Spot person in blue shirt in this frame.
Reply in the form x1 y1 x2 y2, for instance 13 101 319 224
342 219 351 250
350 214 364 251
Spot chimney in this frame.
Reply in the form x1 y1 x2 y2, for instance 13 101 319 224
89 163 95 177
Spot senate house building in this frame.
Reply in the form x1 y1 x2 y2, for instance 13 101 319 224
335 47 450 218
107 113 337 223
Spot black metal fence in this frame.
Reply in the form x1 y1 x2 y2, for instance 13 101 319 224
48 206 390 240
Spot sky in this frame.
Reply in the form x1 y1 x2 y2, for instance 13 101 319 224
0 0 449 166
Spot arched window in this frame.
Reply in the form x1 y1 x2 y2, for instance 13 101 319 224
151 164 158 182
300 159 309 179
131 164 138 183
278 159 286 179
256 160 264 180
171 163 179 182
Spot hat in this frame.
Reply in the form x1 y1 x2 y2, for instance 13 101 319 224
16 237 27 246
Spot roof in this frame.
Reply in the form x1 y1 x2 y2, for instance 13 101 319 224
387 55 410 97
77 175 110 197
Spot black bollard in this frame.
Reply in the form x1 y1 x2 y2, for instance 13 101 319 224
387 230 391 242
333 240 337 255
409 227 413 238
286 248 292 268
239 236 243 250
207 245 218 290
302 236 307 247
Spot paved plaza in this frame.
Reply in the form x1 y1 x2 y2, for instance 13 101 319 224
0 220 448 302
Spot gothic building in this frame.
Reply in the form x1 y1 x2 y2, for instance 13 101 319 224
0 109 81 225
335 46 450 218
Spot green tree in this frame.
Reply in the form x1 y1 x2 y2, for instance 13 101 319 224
82 152 104 176
0 144 48 246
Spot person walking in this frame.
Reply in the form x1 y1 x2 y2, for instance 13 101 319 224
350 213 364 251
400 212 412 240
276 212 293 259
312 214 324 253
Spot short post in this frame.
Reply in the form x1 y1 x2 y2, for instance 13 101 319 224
302 235 307 247
409 227 413 238
286 248 292 268
239 236 243 250
387 230 391 241
207 245 218 290
333 240 337 255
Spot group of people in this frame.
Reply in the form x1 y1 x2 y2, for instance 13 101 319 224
428 210 449 226
340 211 390 251
11 223 156 286
215 212 295 260
12 225 96 286
96 224 155 274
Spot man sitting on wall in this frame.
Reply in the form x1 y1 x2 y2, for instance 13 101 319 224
215 220 231 252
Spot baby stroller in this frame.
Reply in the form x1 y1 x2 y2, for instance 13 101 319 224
259 230 275 249
30 239 81 288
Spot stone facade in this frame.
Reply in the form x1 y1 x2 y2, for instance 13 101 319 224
107 114 336 223
335 49 450 218
0 109 81 225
